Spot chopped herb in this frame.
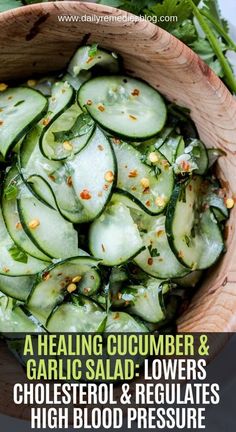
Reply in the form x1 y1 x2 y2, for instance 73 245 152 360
148 244 160 258
8 244 28 263
88 43 98 58
4 182 18 200
53 113 94 142
14 100 24 107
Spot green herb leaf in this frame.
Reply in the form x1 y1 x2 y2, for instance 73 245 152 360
53 113 94 142
8 244 28 264
88 43 98 58
172 19 198 44
4 182 18 201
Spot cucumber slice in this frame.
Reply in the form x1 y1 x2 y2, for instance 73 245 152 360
78 75 167 140
159 136 185 164
0 295 43 333
40 104 94 160
207 148 226 168
89 202 143 266
20 126 81 218
204 192 229 222
17 193 79 259
174 271 203 288
105 312 148 332
0 87 47 158
166 177 224 270
68 45 120 77
46 295 106 332
27 257 101 324
112 140 174 215
134 215 189 279
0 208 48 276
66 127 116 223
125 279 168 323
0 275 35 301
2 167 50 261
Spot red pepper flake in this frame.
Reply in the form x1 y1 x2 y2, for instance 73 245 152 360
103 184 109 191
66 176 73 187
188 184 192 191
145 200 151 207
43 272 51 281
80 189 92 200
114 312 120 320
143 187 150 194
101 243 106 252
83 287 91 294
0 120 4 126
97 144 104 151
147 258 153 266
3 267 10 273
129 114 137 121
178 250 184 258
128 169 138 178
98 104 105 112
131 89 140 96
15 222 22 230
87 99 93 106
48 174 56 182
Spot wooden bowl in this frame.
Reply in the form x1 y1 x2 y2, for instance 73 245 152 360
0 1 236 333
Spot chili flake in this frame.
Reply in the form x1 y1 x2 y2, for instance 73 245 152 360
28 219 40 229
98 104 105 112
128 169 138 178
67 283 77 293
131 89 140 96
129 114 137 121
80 189 92 200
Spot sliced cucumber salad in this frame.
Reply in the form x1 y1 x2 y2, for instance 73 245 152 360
0 44 231 334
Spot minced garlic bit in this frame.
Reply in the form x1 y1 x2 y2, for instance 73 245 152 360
149 152 159 163
28 219 40 229
128 169 138 178
72 275 82 283
63 141 73 151
140 177 150 189
104 171 114 183
67 283 77 293
27 79 37 87
155 195 166 207
0 83 8 91
226 198 234 209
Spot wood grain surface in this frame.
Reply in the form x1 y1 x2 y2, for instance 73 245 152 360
0 2 236 418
